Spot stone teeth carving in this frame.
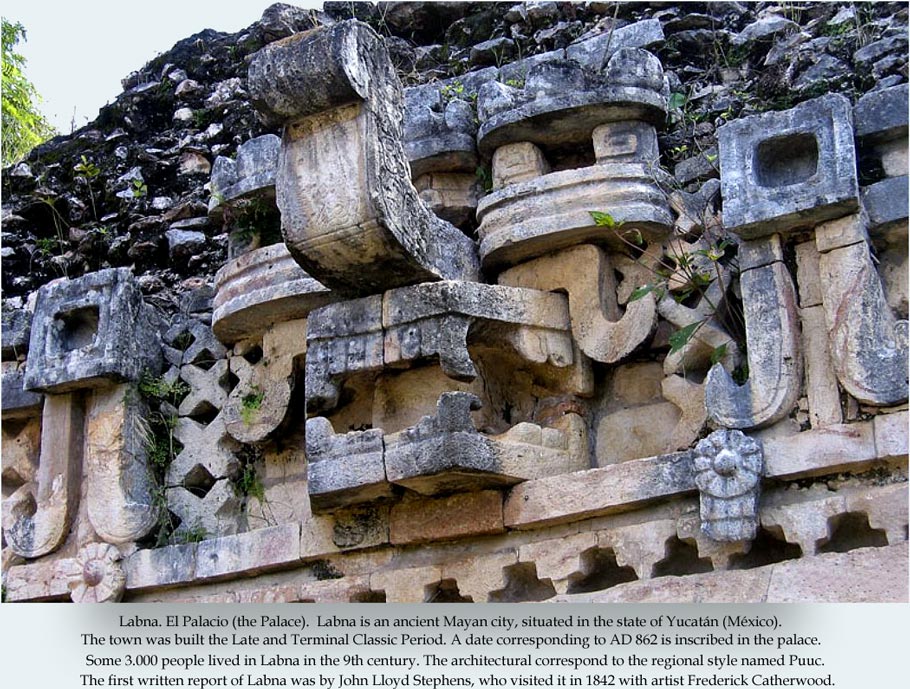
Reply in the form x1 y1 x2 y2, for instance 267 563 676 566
717 94 859 239
213 244 333 346
3 394 83 558
248 20 480 298
403 84 478 178
693 429 763 542
306 283 576 415
23 268 162 394
816 214 909 406
705 236 802 430
500 244 657 364
477 49 668 154
85 384 157 545
59 542 126 603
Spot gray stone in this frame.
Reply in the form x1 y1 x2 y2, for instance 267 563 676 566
693 429 763 542
470 37 516 66
165 229 206 260
403 84 478 177
706 255 802 430
566 19 665 70
258 2 319 41
205 78 245 107
674 146 719 186
854 36 908 66
732 16 799 46
793 54 849 91
863 176 909 238
1 369 42 418
305 417 391 512
2 300 31 360
208 134 281 216
718 94 859 238
854 83 909 142
248 20 480 297
498 50 564 84
477 48 666 154
24 269 162 393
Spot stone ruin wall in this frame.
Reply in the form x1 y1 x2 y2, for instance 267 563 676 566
1 2 907 603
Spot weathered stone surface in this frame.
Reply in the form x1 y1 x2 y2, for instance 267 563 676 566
705 255 802 430
1 369 43 418
693 430 763 542
84 384 157 545
477 49 667 154
0 413 39 490
718 94 859 238
477 163 673 269
817 219 908 406
223 319 307 444
124 542 197 589
863 175 909 237
442 550 518 603
248 20 479 297
389 490 504 545
1 300 31 360
853 83 909 142
3 394 83 558
403 84 478 177
501 244 657 364
212 243 333 345
305 416 391 511
873 410 908 461
814 212 869 253
596 402 681 465
566 19 665 70
519 532 597 594
209 135 280 215
550 543 908 603
4 557 73 601
300 504 389 560
762 422 876 479
492 141 550 189
24 269 161 393
195 524 300 580
800 305 844 428
370 565 443 603
413 172 479 227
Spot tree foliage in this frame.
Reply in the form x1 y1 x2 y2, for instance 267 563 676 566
2 19 56 166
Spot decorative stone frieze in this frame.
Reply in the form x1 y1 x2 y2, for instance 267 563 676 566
60 542 126 603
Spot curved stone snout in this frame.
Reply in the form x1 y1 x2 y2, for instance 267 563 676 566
248 20 480 298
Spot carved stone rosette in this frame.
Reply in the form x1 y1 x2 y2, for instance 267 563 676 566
60 542 126 603
693 429 763 542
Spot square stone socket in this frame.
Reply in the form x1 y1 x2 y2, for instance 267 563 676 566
23 268 160 393
718 94 859 238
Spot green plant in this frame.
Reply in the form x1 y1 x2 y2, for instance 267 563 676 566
2 19 56 165
139 371 189 407
440 80 465 103
74 155 101 220
589 211 744 359
240 386 265 425
504 77 525 89
234 462 265 502
131 178 148 198
175 523 208 544
475 164 493 192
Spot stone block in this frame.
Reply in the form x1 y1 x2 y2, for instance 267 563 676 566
846 483 908 545
853 83 908 142
299 504 389 560
1 300 31 360
0 414 39 488
195 524 300 580
795 240 824 308
389 490 504 545
212 244 333 345
492 141 550 189
566 18 665 70
873 410 908 460
305 417 391 511
413 172 479 227
799 305 844 428
863 175 909 238
370 565 443 603
4 559 72 602
442 550 518 603
815 213 869 253
1 369 43 418
718 94 859 238
208 134 280 214
124 542 197 589
603 519 680 580
519 532 597 593
248 20 479 297
761 491 845 555
24 268 161 393
763 421 877 478
596 402 681 465
477 49 666 154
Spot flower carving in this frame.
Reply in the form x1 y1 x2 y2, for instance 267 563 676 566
61 542 126 603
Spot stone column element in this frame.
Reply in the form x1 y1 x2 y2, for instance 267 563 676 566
816 214 909 406
499 244 657 364
3 393 83 558
59 542 126 603
248 20 480 297
693 429 763 542
84 384 158 544
705 236 802 429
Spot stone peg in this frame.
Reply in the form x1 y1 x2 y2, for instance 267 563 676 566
817 215 909 406
59 542 126 603
705 238 802 430
499 244 657 364
248 20 479 297
693 429 763 542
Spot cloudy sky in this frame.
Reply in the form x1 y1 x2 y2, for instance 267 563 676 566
6 1 319 132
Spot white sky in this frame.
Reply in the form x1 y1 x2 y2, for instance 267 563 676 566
4 1 320 133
